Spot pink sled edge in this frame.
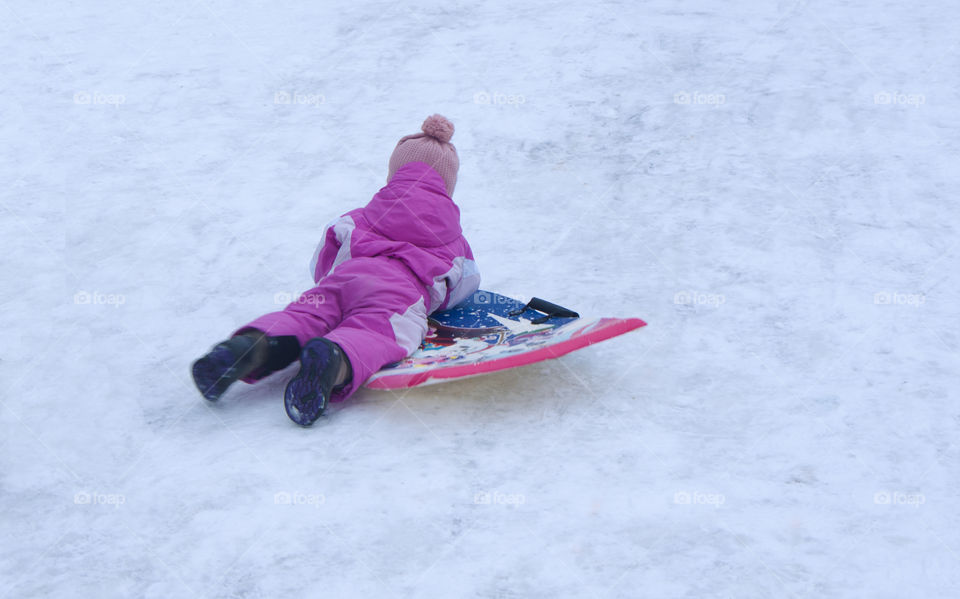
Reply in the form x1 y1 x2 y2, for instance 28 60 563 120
365 317 648 390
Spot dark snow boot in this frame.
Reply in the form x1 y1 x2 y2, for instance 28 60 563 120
284 337 352 427
192 333 299 401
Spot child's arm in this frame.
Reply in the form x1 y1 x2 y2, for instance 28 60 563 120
309 214 357 283
437 253 481 311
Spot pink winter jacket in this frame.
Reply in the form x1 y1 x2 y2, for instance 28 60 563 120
309 161 481 313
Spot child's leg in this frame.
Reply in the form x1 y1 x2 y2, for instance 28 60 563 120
316 259 430 400
231 286 342 383
281 258 428 424
281 283 426 423
234 287 338 347
324 302 427 399
193 286 342 401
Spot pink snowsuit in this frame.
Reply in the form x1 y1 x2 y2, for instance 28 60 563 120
236 162 481 400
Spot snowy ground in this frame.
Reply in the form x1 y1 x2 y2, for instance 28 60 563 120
2 0 958 597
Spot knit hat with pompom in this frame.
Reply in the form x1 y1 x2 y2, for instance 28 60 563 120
388 114 460 196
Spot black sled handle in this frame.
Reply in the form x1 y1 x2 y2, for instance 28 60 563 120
508 297 580 324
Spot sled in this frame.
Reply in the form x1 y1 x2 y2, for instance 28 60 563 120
364 291 646 389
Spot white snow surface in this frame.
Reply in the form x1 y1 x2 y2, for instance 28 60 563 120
2 1 958 597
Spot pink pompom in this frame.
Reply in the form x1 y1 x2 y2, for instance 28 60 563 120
421 114 454 143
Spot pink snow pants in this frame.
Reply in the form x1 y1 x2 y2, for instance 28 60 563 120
234 256 429 400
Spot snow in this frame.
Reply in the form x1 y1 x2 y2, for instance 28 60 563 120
2 0 958 597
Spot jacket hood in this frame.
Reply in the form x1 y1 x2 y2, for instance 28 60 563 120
363 162 463 248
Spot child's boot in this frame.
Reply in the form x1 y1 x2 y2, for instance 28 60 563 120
284 337 352 426
192 332 298 401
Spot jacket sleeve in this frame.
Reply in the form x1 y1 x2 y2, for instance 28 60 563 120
309 214 357 283
444 257 481 310
436 242 481 311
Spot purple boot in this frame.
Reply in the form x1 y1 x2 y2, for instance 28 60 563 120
192 333 299 401
284 337 351 426
192 335 260 401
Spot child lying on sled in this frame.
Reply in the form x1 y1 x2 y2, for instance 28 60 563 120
192 114 480 426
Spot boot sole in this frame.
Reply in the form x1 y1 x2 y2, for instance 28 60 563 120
192 348 240 402
284 338 339 426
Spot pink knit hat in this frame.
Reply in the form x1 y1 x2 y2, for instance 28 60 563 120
388 114 460 195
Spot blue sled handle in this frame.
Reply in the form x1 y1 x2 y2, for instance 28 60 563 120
508 297 580 324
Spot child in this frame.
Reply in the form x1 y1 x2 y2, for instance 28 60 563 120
192 115 480 426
